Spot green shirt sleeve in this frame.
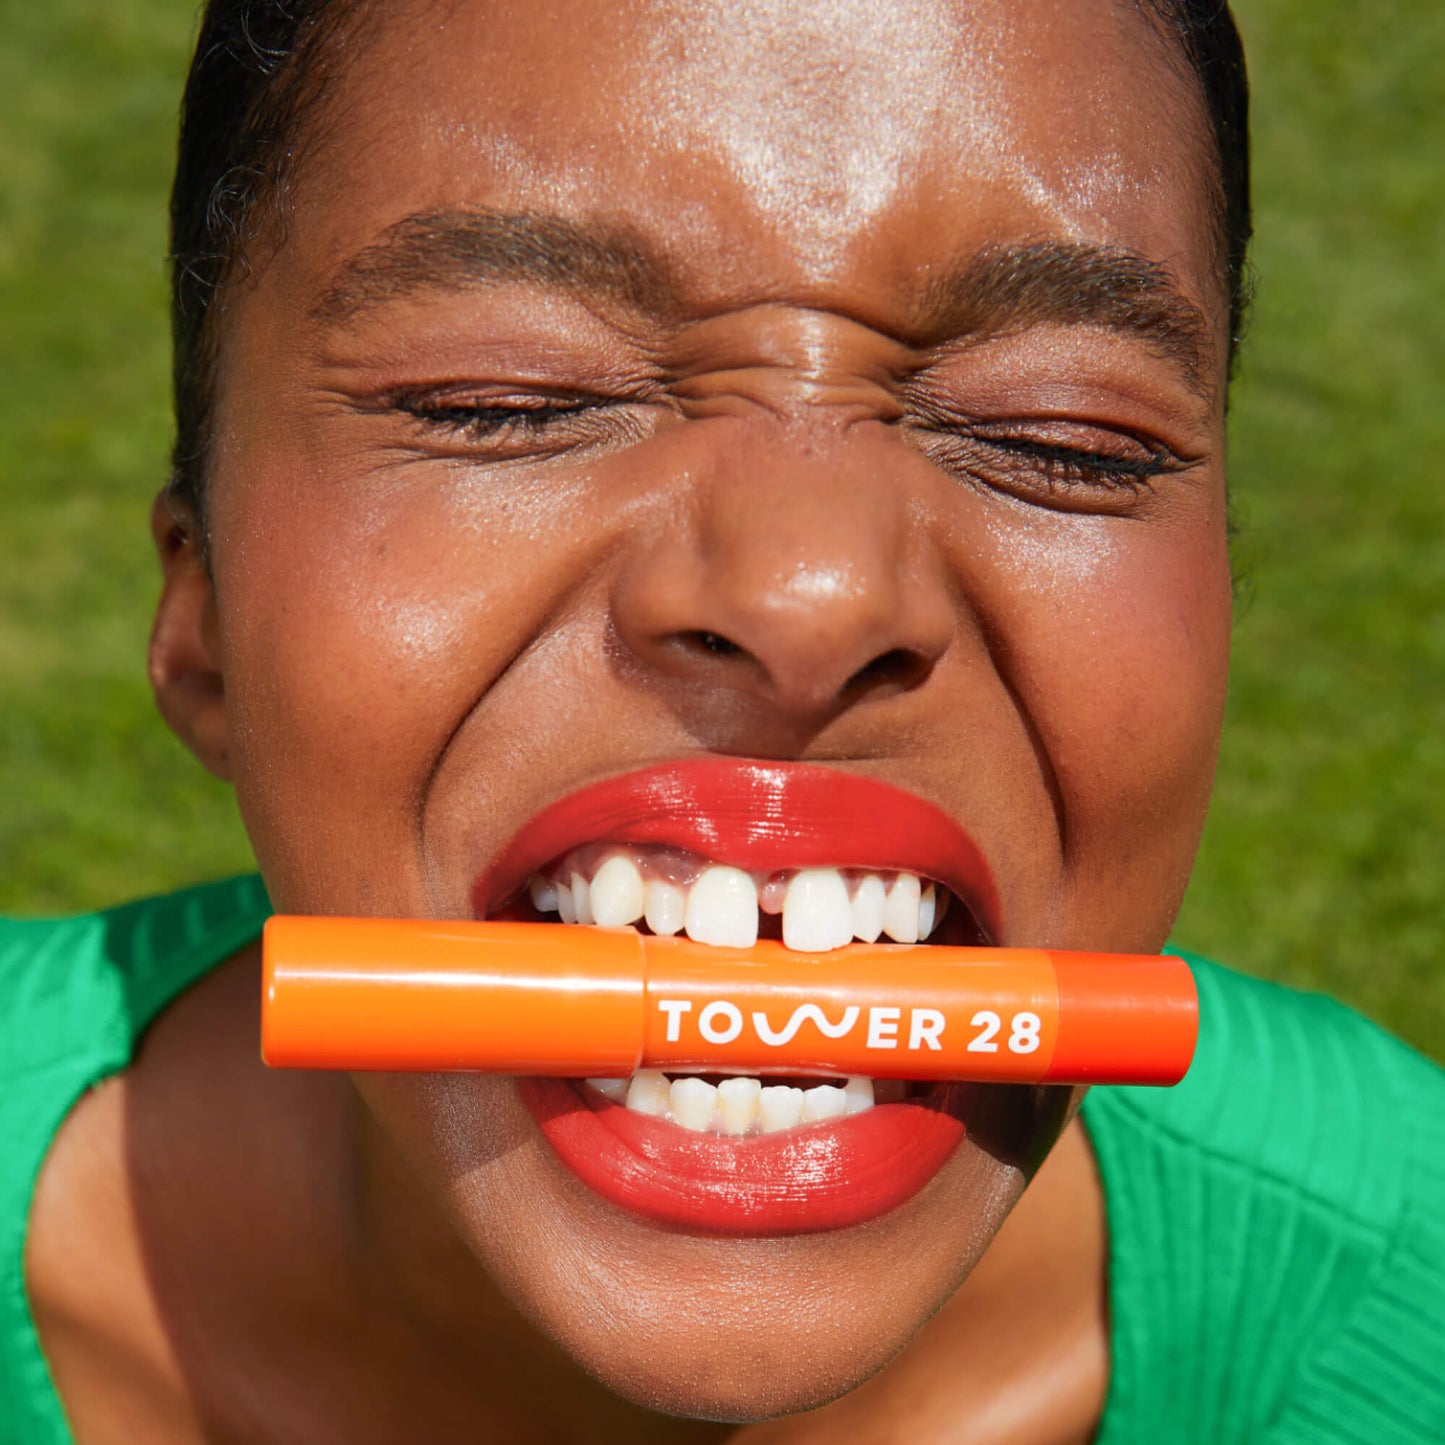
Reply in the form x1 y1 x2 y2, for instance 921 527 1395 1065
1085 953 1445 1443
0 876 271 1445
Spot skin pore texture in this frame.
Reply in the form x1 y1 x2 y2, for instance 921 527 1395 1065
26 1 1233 1441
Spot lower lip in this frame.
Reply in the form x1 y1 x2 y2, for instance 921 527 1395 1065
518 1077 979 1234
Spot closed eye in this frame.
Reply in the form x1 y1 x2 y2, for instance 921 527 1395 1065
384 389 651 460
906 411 1197 511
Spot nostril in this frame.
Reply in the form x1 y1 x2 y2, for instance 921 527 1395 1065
686 630 743 658
844 648 931 697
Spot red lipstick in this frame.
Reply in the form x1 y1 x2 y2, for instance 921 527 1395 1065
521 1076 979 1234
472 758 1002 938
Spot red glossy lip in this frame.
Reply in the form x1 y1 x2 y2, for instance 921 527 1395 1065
473 757 1001 939
519 1077 980 1234
489 759 998 1234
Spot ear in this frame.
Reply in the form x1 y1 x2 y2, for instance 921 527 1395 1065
148 489 232 780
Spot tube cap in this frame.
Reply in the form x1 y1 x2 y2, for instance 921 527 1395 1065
1049 953 1198 1084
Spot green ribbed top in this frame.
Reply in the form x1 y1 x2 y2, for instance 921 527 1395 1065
1086 954 1445 1443
2 881 1442 1442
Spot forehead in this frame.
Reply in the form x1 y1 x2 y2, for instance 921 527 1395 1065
284 0 1218 334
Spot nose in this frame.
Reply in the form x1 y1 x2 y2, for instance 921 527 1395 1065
609 414 956 734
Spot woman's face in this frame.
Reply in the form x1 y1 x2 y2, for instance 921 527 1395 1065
178 0 1231 1419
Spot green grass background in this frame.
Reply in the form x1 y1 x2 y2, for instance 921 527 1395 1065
2 2 1441 1058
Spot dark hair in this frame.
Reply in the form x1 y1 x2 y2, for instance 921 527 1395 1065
167 0 1252 529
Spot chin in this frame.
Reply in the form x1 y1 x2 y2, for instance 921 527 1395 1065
536 1250 941 1425
427 1104 1034 1428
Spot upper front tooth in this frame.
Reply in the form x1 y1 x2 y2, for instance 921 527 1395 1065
882 873 921 943
555 879 577 924
669 1076 718 1131
782 868 853 952
716 1077 762 1135
643 879 686 936
684 866 759 948
918 882 937 940
590 853 645 926
570 872 594 925
850 873 886 942
529 874 559 914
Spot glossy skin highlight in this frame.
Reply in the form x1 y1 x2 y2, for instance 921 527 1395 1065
29 1 1234 1440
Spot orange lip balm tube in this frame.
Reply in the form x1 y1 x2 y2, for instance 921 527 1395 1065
262 917 1198 1085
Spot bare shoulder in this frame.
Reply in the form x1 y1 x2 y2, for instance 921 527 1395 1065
26 942 358 1445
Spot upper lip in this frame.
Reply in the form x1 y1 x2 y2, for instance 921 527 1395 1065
471 757 1002 939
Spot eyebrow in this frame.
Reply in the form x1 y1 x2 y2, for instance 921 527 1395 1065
917 240 1216 397
312 209 675 325
313 208 1216 396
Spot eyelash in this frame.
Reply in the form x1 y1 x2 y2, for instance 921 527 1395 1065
966 433 1179 491
396 396 599 438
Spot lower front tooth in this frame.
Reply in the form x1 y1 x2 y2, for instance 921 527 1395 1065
801 1083 848 1123
759 1084 804 1133
669 1076 719 1131
716 1077 761 1135
587 1077 629 1102
625 1069 670 1116
843 1076 875 1115
667 1075 719 1127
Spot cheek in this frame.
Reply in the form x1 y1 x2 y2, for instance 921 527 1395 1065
207 463 596 912
979 503 1231 945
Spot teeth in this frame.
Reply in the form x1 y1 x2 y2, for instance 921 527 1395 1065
918 882 937 940
758 1084 805 1133
683 865 759 948
643 879 686 936
782 868 854 952
554 879 577 924
570 871 593 925
882 872 921 943
801 1083 848 1123
529 875 558 914
610 1071 883 1134
625 1069 671 1116
850 873 886 942
531 848 957 954
669 1076 718 1131
590 853 645 926
716 1077 761 1135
